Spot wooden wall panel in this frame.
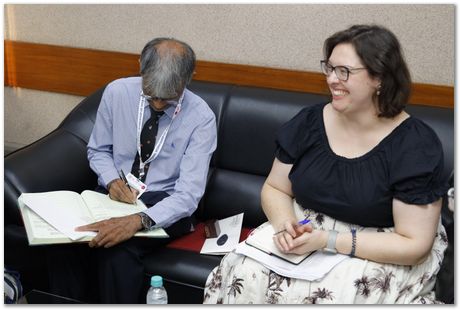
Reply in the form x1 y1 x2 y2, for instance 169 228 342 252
4 40 139 96
194 60 330 95
4 40 454 108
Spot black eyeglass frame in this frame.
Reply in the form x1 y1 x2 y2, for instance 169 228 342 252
141 93 178 102
320 60 366 82
141 91 181 106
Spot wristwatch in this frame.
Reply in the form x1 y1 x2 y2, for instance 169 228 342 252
324 230 338 254
137 212 155 231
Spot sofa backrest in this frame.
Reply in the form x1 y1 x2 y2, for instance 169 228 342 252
4 80 454 229
191 83 329 227
404 104 454 180
189 81 454 228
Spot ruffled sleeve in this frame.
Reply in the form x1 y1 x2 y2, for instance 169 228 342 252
275 104 323 164
390 119 449 205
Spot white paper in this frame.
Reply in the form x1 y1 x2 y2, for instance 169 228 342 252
20 192 96 240
24 207 72 238
200 213 244 255
234 241 349 281
245 222 312 264
81 190 147 221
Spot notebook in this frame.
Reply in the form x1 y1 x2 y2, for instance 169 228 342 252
245 222 313 265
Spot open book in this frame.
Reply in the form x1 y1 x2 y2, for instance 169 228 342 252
245 222 313 265
18 190 169 245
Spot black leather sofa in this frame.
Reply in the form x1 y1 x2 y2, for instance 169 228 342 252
4 80 454 304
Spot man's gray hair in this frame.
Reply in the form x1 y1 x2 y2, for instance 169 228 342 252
140 37 196 99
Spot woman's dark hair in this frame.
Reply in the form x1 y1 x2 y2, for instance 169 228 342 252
323 24 411 118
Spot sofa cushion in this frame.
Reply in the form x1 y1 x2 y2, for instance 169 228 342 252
145 222 253 301
143 247 222 290
58 86 104 142
199 169 267 227
167 222 252 252
216 86 328 176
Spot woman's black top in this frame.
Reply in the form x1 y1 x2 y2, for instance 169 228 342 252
275 102 448 227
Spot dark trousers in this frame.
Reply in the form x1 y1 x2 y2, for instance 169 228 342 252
46 189 192 304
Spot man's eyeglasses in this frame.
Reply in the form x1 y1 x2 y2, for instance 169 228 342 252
141 92 179 106
320 60 366 82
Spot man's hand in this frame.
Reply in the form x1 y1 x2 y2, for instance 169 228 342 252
107 179 138 204
76 214 142 248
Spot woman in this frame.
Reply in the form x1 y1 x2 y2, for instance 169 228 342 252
203 24 448 304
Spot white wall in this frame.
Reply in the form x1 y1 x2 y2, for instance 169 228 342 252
4 4 455 151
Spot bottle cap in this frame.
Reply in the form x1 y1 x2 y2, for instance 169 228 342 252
151 275 163 287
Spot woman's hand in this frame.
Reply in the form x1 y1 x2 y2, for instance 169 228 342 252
272 219 299 252
273 223 326 255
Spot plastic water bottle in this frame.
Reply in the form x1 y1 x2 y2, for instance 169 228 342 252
146 275 168 304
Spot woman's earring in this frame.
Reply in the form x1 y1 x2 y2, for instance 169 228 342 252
376 85 381 96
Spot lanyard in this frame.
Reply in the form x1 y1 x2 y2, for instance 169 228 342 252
136 91 183 178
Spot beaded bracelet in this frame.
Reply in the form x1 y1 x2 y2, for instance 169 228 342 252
350 228 357 257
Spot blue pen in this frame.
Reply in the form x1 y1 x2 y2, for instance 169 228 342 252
297 219 311 225
273 219 311 235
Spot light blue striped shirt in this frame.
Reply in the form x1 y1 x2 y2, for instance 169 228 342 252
87 77 217 228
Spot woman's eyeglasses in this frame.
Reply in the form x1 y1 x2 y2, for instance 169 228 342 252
320 60 366 82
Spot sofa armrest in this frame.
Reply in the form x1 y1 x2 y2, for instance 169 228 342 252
4 129 98 225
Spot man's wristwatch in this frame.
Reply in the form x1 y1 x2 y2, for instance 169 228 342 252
324 230 338 254
137 212 155 231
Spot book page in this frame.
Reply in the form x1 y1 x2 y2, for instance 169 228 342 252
245 222 312 265
18 203 95 245
81 190 168 238
20 204 68 238
81 190 148 221
19 192 96 240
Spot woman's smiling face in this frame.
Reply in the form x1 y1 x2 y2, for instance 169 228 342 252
326 43 380 114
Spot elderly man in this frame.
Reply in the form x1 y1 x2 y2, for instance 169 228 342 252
46 38 217 303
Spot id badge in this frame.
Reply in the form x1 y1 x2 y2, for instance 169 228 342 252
126 173 147 198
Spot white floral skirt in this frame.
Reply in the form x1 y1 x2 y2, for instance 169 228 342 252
203 202 448 304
